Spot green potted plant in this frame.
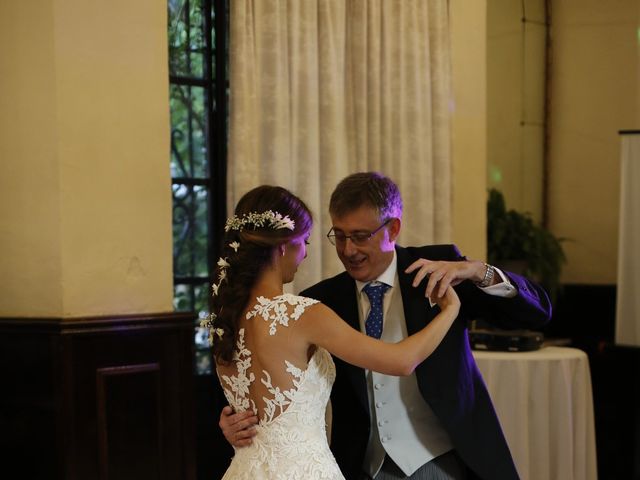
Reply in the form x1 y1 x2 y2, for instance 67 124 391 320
487 189 567 302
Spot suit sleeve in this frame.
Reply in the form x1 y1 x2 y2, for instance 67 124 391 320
460 269 551 330
407 244 552 330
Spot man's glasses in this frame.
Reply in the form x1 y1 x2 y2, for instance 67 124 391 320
326 219 392 246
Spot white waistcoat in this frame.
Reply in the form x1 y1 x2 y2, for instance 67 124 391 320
361 283 453 477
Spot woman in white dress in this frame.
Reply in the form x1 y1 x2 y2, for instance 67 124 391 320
201 185 460 480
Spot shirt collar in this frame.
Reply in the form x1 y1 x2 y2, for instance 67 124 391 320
356 250 397 293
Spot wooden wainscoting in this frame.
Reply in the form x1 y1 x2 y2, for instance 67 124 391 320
0 312 196 480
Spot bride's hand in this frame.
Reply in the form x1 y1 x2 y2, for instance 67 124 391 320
432 286 460 316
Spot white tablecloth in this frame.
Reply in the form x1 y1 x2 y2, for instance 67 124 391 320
473 346 597 480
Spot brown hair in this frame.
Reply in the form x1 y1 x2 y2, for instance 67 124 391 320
329 172 403 221
211 185 312 363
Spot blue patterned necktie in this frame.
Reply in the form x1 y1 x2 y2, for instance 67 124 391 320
363 283 390 339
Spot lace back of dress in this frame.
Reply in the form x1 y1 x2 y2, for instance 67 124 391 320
216 294 319 425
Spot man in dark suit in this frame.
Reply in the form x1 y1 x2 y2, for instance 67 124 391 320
219 172 551 479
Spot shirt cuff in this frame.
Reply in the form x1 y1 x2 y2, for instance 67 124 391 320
477 266 517 298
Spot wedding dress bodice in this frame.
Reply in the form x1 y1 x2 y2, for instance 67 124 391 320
218 294 345 479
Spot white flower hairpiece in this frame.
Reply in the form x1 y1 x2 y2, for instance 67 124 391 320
224 210 295 232
200 313 224 344
202 255 231 344
211 257 229 297
203 209 295 346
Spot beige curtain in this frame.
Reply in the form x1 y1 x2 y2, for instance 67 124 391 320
228 0 452 293
616 133 640 347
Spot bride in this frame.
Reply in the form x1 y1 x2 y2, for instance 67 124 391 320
201 185 460 479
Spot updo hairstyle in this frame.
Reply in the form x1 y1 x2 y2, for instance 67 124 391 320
212 185 312 363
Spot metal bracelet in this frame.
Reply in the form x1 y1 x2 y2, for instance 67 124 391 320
476 263 495 288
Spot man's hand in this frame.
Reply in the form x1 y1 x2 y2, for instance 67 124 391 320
405 259 487 299
219 406 258 447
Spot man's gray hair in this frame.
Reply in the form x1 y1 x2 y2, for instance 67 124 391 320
329 172 403 221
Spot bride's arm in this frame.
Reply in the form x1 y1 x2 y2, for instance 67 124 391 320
217 287 459 447
301 286 460 376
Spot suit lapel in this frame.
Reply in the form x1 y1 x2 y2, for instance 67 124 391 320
395 245 444 405
330 273 361 331
396 246 438 336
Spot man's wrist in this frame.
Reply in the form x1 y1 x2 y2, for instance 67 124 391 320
475 263 495 288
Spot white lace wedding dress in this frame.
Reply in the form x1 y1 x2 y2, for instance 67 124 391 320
218 294 345 480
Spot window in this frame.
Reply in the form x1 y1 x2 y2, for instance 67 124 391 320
168 0 228 374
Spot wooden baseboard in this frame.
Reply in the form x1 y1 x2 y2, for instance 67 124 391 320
0 312 197 480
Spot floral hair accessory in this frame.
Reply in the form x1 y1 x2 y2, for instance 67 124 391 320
200 313 224 344
212 257 229 293
217 257 230 268
204 210 294 346
203 257 231 345
224 210 295 232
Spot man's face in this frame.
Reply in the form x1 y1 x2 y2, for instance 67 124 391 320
330 206 400 282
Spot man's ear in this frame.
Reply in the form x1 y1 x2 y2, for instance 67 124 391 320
387 217 401 242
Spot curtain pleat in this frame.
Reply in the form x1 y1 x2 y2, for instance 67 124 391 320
228 0 451 292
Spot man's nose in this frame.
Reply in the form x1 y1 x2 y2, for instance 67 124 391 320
342 237 358 256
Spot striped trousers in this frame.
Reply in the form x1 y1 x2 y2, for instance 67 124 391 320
369 451 467 480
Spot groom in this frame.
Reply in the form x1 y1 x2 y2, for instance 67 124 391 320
220 172 551 479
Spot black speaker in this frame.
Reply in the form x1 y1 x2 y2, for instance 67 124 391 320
469 328 544 352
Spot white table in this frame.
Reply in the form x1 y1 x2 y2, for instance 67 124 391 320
473 346 597 480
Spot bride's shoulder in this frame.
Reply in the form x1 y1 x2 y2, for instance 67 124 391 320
245 293 324 323
252 293 320 308
284 295 337 323
284 294 336 308
277 293 322 318
280 293 320 306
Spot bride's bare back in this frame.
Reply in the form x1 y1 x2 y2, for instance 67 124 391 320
216 294 322 424
215 293 344 479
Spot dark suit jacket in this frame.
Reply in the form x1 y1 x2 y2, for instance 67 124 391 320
301 244 552 480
